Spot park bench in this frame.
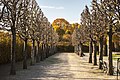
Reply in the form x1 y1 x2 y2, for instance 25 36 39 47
117 58 120 80
117 64 120 74
101 61 108 73
100 60 115 74
117 58 120 73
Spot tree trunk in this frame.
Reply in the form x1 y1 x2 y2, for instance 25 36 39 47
34 46 37 61
74 45 76 53
36 41 40 63
49 45 52 56
50 45 52 55
46 44 49 58
114 42 120 52
77 44 79 55
44 44 46 59
93 41 97 65
75 45 78 54
42 43 46 60
99 37 103 69
89 40 93 63
40 44 44 61
53 45 56 54
23 38 28 69
10 28 16 75
30 39 35 65
79 42 84 57
54 43 56 53
107 25 113 75
39 45 42 61
103 43 108 56
48 45 50 57
55 45 57 53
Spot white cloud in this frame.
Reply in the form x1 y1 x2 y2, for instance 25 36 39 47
40 6 55 9
40 6 64 10
56 7 64 9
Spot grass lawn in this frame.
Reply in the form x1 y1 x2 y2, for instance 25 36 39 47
102 52 120 61
112 53 120 60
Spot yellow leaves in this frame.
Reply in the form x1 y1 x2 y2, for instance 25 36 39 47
52 18 70 30
0 32 10 44
52 18 81 35
112 33 120 42
53 25 60 32
52 18 81 46
52 18 69 27
72 23 80 29
63 34 71 40
78 25 81 28
106 33 120 44
65 30 72 35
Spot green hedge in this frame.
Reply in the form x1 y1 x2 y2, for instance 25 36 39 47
57 45 74 52
57 45 89 53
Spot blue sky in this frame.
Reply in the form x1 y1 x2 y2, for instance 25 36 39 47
36 0 92 23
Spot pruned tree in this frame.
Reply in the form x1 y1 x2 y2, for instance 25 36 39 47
17 0 32 69
81 5 94 63
35 9 44 63
28 0 38 65
91 0 108 69
0 0 53 75
72 25 86 57
101 0 120 75
0 0 24 75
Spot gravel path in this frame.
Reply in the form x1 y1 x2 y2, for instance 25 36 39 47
0 53 119 80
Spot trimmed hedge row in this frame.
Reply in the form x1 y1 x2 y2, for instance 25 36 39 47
57 45 74 52
0 32 31 64
57 45 91 53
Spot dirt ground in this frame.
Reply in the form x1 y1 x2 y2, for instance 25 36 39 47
0 53 119 80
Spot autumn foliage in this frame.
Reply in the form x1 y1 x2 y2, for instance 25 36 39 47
52 18 80 45
0 32 31 64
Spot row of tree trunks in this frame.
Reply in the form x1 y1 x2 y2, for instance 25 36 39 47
21 38 57 71
88 28 113 75
78 0 118 75
88 37 108 68
74 42 85 57
74 34 113 75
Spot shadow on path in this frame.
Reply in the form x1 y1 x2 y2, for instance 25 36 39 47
0 53 119 80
